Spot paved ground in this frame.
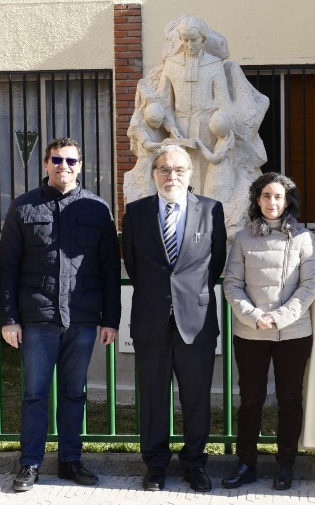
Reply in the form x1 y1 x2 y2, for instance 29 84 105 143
1 453 315 504
1 473 315 505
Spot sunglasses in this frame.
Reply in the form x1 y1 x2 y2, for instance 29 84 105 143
49 156 79 167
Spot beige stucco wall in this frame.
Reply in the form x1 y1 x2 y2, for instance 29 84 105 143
0 0 114 71
0 0 314 72
141 0 315 75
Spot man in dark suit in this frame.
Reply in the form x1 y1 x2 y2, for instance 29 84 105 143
122 145 226 492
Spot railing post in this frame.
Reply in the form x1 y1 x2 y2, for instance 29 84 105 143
135 363 140 434
81 385 87 435
106 340 116 435
170 381 174 436
222 290 233 454
0 340 2 435
49 369 58 434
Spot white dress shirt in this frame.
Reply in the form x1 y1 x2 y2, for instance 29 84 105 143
157 192 188 253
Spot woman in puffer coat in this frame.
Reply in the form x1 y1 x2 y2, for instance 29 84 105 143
222 172 315 491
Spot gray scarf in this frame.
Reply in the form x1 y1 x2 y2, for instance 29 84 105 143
251 211 299 239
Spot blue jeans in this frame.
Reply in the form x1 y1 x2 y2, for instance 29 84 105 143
20 325 97 467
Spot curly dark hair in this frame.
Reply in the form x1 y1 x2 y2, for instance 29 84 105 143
248 172 301 221
44 138 82 162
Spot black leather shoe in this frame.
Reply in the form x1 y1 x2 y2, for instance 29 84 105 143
13 465 39 491
273 464 292 491
143 468 165 491
184 467 212 492
222 462 257 489
58 460 99 485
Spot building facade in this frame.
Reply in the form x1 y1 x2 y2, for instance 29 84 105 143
1 0 315 403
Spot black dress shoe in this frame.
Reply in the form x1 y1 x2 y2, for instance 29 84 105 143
58 460 99 485
143 468 165 491
184 467 212 492
222 462 257 489
13 465 39 491
273 464 292 491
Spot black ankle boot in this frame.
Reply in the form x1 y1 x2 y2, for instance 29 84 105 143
273 464 292 491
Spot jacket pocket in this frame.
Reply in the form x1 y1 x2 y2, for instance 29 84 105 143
77 275 103 314
77 216 104 247
23 214 53 246
199 292 209 305
193 232 210 242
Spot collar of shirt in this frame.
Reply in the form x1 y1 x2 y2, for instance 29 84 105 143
158 192 187 219
158 192 188 252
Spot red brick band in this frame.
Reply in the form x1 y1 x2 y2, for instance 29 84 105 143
114 3 143 227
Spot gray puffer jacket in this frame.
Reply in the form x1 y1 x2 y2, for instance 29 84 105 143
0 178 121 329
223 214 315 341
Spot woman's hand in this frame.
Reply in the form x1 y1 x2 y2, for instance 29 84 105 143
257 313 276 329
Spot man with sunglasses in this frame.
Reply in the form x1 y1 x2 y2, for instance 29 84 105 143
122 145 226 492
0 138 121 491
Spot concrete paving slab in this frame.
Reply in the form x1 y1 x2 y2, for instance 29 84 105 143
2 474 315 505
0 453 315 504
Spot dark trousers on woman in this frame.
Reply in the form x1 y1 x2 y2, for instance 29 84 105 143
234 335 312 468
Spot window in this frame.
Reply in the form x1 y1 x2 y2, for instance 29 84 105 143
244 66 315 227
0 71 113 228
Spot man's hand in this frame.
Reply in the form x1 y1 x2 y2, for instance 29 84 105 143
99 327 118 346
2 324 22 348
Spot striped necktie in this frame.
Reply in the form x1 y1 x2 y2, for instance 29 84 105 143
163 203 177 268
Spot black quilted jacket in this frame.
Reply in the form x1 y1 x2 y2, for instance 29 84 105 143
0 178 121 329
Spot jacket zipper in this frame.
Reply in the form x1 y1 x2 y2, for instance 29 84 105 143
278 237 290 341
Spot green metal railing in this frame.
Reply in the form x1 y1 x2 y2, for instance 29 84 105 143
0 277 277 449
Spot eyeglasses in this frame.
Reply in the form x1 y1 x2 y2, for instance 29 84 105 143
155 167 189 177
49 156 79 167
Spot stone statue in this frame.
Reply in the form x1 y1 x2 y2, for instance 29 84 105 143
196 110 236 243
123 15 269 244
124 102 196 201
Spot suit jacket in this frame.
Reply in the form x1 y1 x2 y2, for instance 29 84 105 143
122 191 227 344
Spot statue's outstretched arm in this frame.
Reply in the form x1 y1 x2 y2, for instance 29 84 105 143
163 115 183 139
195 138 221 164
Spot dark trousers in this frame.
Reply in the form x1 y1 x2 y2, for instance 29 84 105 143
133 316 216 471
234 335 312 467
